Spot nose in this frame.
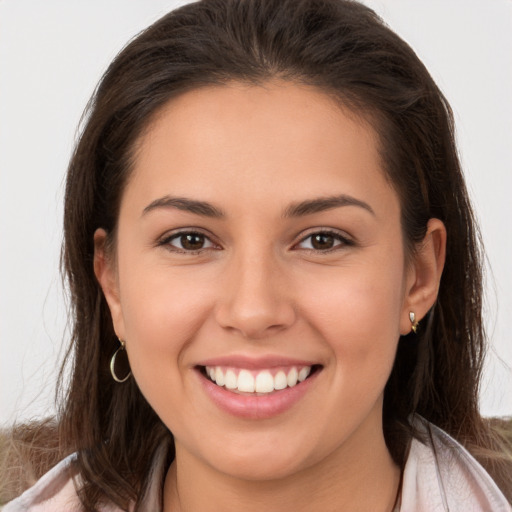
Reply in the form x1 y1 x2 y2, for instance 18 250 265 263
215 249 296 339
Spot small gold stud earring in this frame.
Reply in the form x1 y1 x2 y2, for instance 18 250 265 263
409 312 419 334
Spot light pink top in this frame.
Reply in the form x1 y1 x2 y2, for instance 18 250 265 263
3 417 511 512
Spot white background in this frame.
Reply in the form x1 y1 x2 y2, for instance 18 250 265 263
1 0 511 425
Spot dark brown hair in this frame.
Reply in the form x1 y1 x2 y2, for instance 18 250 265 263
46 0 512 508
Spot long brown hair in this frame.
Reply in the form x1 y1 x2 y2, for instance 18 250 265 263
13 0 512 508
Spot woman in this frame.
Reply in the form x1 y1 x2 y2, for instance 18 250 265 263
3 0 511 510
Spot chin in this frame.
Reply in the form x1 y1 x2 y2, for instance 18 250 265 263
198 437 320 482
218 456 307 482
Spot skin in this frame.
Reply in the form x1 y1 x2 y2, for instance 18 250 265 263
95 82 446 511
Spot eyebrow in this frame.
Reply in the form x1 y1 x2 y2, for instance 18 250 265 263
142 193 374 219
283 194 375 217
142 196 225 218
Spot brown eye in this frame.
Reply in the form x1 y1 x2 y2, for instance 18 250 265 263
296 231 351 251
167 232 214 251
311 233 335 250
181 233 205 250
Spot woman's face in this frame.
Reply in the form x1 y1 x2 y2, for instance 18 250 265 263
96 82 430 480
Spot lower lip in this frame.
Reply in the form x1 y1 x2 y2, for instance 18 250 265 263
196 368 320 419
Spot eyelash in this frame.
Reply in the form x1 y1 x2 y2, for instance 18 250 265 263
294 229 354 253
157 229 354 254
158 230 219 254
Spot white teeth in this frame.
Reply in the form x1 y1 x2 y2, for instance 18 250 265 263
287 367 298 387
214 367 225 386
298 367 311 382
237 370 255 392
274 371 288 390
204 365 314 394
224 369 238 390
255 371 274 393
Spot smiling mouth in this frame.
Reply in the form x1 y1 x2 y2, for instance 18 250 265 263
198 365 322 395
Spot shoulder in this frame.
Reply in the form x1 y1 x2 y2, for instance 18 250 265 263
400 415 511 512
1 453 122 512
2 436 170 512
1 453 80 512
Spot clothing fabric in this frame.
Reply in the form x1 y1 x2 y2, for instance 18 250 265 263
3 416 510 512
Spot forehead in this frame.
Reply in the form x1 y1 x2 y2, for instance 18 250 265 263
124 81 397 218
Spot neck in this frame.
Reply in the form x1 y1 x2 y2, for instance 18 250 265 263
163 413 401 512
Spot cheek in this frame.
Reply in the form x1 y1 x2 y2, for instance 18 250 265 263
115 252 215 390
298 252 405 382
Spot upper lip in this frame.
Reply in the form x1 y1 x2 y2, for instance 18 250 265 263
195 354 320 370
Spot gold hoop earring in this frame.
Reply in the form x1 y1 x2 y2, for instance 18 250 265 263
110 339 132 383
409 312 419 334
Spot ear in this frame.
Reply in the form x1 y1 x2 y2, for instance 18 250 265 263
93 228 126 340
400 218 447 335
